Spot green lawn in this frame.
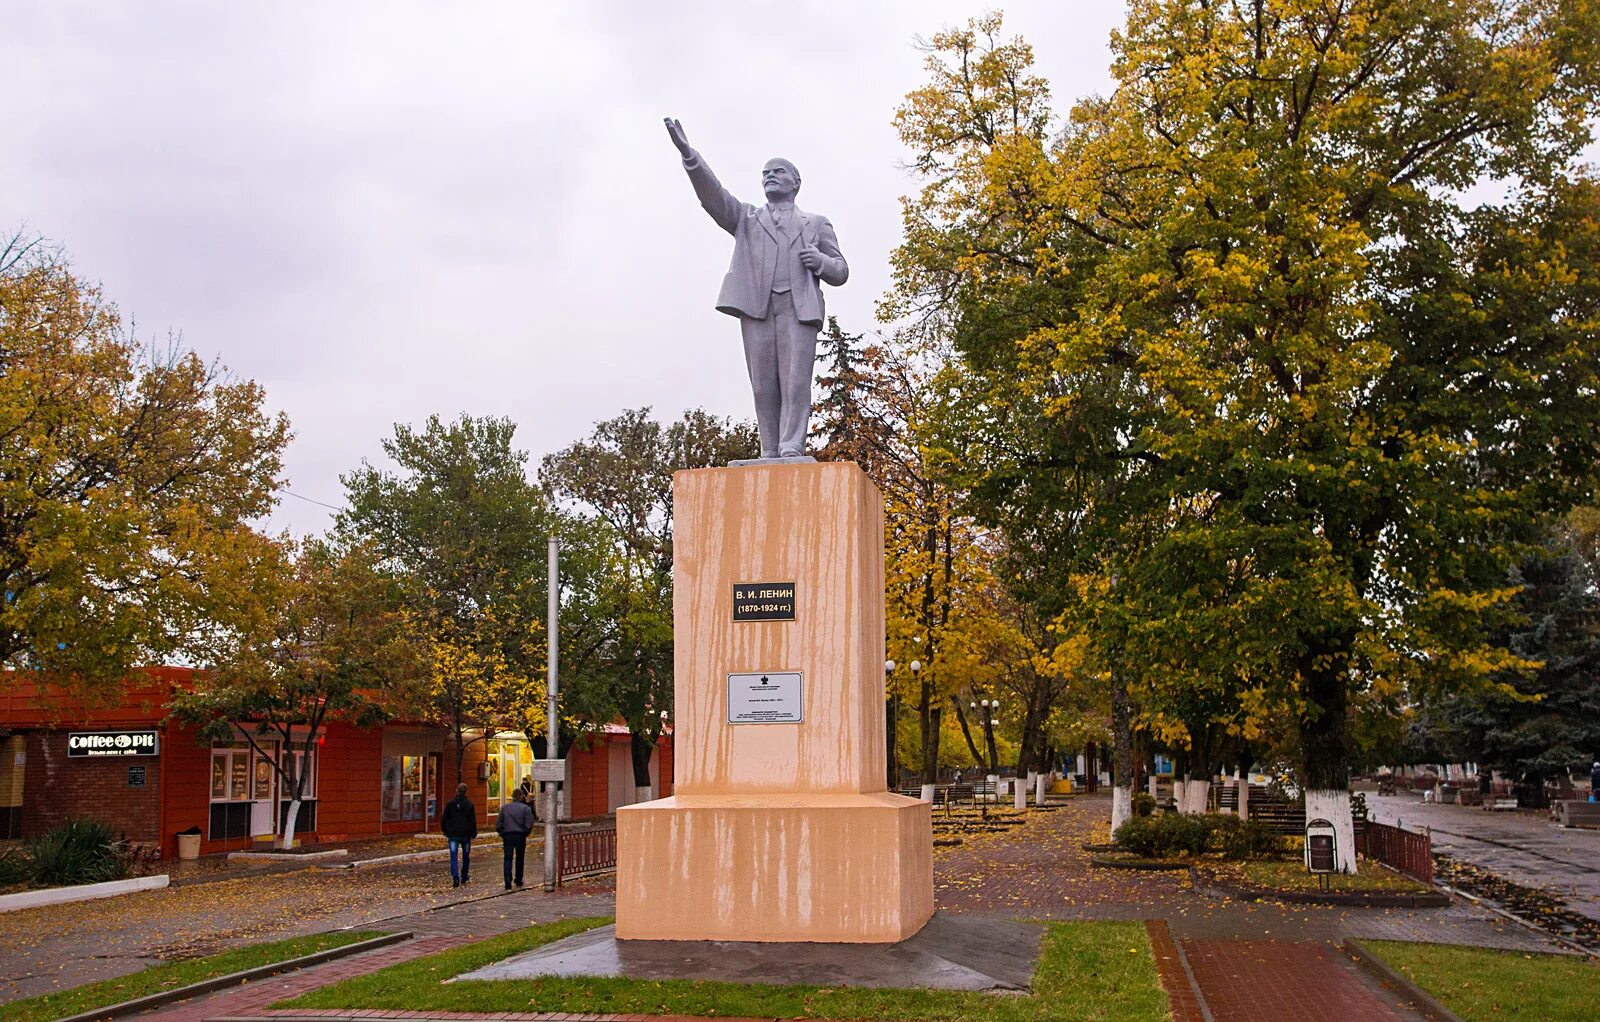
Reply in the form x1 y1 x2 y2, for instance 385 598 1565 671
3 929 381 1022
1360 940 1600 1022
1236 858 1432 894
282 916 1170 1022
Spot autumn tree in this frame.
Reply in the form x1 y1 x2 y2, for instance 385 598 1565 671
541 408 758 793
891 6 1600 869
169 538 421 847
0 234 289 698
339 414 574 780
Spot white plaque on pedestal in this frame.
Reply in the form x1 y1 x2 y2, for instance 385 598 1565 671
726 672 803 724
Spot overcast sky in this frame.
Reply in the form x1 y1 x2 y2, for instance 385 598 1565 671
4 3 1593 538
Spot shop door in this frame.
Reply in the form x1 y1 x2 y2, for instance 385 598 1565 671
248 747 278 837
425 752 440 828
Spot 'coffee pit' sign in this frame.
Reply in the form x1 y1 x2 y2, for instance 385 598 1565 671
67 730 160 758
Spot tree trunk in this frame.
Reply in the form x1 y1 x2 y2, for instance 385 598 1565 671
951 698 987 770
920 701 942 784
1110 676 1134 833
1299 630 1357 872
630 731 655 787
280 799 302 850
886 698 899 789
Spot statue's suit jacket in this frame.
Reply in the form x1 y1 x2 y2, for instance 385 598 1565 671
682 149 848 326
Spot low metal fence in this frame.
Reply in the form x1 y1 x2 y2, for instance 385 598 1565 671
557 826 617 882
1358 820 1433 883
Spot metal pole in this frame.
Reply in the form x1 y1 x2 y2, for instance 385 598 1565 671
543 537 560 892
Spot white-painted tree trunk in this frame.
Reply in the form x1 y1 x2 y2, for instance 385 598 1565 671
1180 778 1211 815
1304 788 1358 874
1110 785 1133 834
1236 779 1250 821
1035 772 1048 805
920 783 935 802
633 785 654 805
987 774 999 803
1148 774 1159 798
280 799 301 850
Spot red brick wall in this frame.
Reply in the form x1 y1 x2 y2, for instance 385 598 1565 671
164 722 222 856
660 736 674 796
570 741 609 819
314 723 382 839
20 731 162 846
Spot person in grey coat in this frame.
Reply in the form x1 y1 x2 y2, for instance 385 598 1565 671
665 116 848 460
495 789 535 889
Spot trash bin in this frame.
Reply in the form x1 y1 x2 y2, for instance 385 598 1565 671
176 829 202 860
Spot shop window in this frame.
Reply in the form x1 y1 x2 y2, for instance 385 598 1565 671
210 740 308 841
381 753 425 822
485 738 533 814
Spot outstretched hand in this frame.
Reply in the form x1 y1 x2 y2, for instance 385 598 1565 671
664 117 691 156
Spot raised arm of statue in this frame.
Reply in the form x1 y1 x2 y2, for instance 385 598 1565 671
665 116 743 235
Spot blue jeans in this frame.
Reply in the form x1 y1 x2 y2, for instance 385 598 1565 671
448 838 472 883
501 833 527 887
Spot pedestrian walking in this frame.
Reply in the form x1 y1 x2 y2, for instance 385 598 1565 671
496 788 535 889
1590 761 1600 803
440 782 477 888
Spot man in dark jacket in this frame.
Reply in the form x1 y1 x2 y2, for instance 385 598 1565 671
1590 761 1600 803
496 789 535 889
440 783 478 887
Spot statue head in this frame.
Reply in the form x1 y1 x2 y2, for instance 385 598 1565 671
761 158 800 203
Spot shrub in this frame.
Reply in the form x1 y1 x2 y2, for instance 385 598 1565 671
0 848 31 886
1131 791 1156 817
1113 813 1208 858
27 820 132 886
1114 811 1285 860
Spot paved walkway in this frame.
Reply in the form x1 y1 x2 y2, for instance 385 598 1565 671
0 854 538 1003
7 796 1578 1022
1366 790 1600 922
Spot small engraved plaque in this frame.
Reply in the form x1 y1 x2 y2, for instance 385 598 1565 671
727 672 803 724
732 581 796 622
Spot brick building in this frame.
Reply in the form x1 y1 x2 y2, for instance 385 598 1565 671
0 666 672 857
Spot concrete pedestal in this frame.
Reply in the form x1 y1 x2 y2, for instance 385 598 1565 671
616 462 933 943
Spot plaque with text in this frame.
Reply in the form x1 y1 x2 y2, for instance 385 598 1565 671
726 671 803 724
529 759 566 783
732 581 796 622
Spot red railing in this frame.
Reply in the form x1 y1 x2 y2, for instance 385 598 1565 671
557 826 617 882
1358 820 1433 883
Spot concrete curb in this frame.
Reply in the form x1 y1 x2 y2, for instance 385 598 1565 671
228 849 350 862
1088 854 1190 871
0 874 168 913
46 930 413 1022
1341 939 1464 1022
348 848 451 869
1193 870 1450 908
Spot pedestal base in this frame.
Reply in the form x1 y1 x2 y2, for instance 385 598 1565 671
615 793 934 943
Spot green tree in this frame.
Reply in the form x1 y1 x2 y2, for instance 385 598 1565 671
1424 514 1600 796
169 538 421 847
541 408 758 790
891 6 1600 869
0 235 290 698
338 414 571 780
